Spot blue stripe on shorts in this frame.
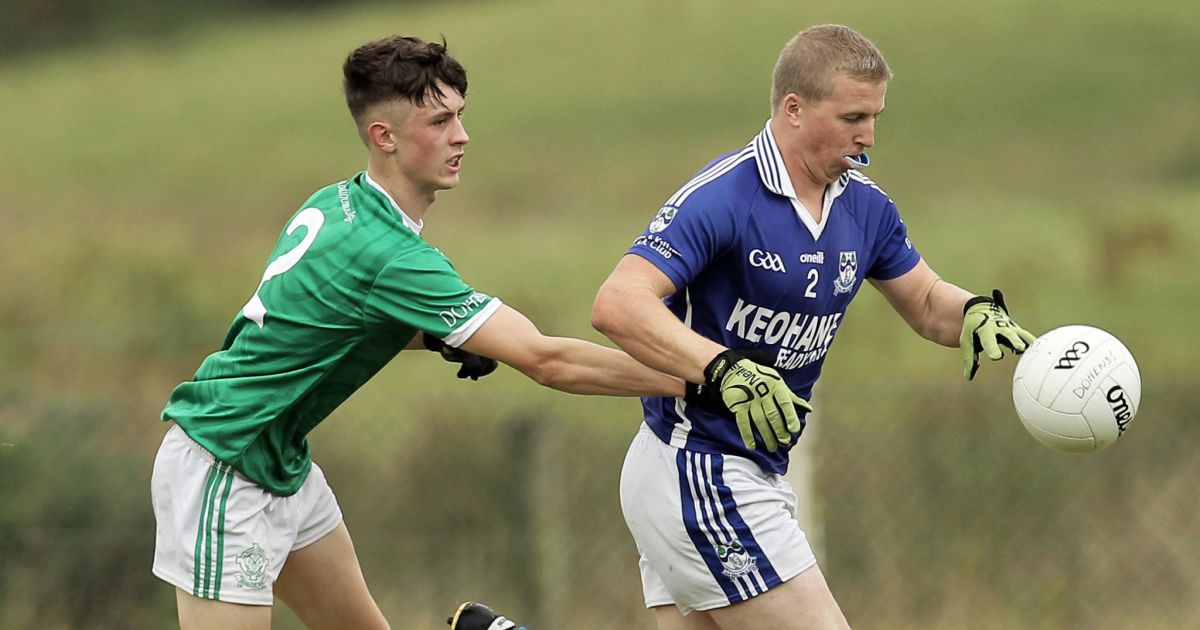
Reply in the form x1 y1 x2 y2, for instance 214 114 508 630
677 450 777 604
711 453 781 587
677 450 741 601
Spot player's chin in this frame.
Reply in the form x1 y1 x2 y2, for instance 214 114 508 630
437 173 462 189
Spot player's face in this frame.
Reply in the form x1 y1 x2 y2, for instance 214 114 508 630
793 76 886 184
390 86 469 194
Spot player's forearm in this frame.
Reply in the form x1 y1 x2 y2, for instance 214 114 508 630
921 279 974 347
591 283 721 383
875 263 974 348
531 337 684 397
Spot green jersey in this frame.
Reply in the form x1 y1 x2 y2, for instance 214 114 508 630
163 172 500 495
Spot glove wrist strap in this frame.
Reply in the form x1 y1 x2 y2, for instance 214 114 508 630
703 350 743 386
963 295 994 315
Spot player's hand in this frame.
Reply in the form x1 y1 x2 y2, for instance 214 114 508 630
685 349 774 417
423 334 499 381
447 601 522 630
703 350 810 453
960 289 1038 380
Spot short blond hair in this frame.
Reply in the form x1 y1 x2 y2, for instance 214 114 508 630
770 25 892 110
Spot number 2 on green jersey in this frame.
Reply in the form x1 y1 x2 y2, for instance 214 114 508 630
242 207 325 327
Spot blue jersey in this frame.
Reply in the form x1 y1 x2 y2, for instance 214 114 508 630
629 122 922 474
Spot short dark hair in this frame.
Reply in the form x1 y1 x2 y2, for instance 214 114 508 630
342 35 468 121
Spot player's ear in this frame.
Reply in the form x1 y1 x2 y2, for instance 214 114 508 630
780 93 803 124
367 121 397 153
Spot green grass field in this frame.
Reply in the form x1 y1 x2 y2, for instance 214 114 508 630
1 0 1198 627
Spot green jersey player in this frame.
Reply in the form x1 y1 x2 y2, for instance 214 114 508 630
151 35 680 629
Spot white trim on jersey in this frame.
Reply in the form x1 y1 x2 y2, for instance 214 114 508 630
754 122 851 242
670 288 697 447
848 170 895 203
753 131 785 195
666 148 756 208
789 198 824 240
788 179 849 242
363 172 425 234
671 398 692 448
754 122 794 199
443 298 504 348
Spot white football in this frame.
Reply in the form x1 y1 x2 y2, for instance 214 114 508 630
1011 325 1140 453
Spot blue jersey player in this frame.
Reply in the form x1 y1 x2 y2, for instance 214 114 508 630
592 25 1037 630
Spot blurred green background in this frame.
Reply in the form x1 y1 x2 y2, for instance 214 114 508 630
1 0 1198 628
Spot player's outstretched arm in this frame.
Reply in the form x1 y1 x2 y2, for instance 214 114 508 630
870 259 975 346
402 333 498 381
421 333 498 381
457 304 682 397
871 259 1037 379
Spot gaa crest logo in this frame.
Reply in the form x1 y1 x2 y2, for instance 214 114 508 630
717 540 757 578
833 250 858 295
1054 341 1090 370
648 206 678 233
236 543 269 590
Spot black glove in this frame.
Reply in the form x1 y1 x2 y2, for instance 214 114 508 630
684 348 776 418
447 602 522 630
423 334 499 381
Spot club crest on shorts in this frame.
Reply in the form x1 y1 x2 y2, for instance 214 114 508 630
833 250 858 295
717 540 757 578
648 206 678 233
236 543 269 590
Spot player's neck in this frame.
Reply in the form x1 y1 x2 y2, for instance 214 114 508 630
366 163 435 222
792 175 827 204
770 119 831 220
779 154 829 223
793 184 827 223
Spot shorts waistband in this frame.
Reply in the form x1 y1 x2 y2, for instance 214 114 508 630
166 423 245 479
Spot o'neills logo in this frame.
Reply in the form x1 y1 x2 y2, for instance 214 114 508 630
1106 385 1132 434
439 292 490 328
337 180 356 223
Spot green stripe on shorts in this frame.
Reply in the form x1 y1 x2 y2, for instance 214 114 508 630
193 465 222 597
212 469 235 600
203 465 233 598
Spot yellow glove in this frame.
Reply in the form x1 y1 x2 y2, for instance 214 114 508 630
960 289 1038 380
703 350 810 452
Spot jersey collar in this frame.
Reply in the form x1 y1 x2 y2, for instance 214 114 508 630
363 172 425 235
752 121 849 240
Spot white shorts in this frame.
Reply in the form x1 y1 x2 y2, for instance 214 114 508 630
151 424 343 605
620 424 817 614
